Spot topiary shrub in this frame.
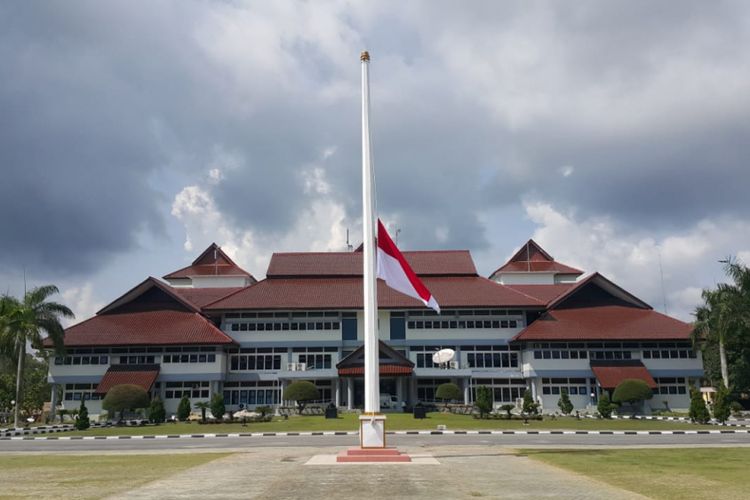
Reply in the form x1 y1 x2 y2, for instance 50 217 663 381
689 387 710 424
612 379 653 414
522 389 538 416
75 397 90 430
500 404 515 419
148 398 166 424
102 384 150 423
557 389 574 415
597 392 614 419
475 386 493 419
436 383 462 408
194 401 210 423
177 395 191 422
283 381 320 414
210 393 225 421
256 405 273 418
713 384 731 424
730 401 743 418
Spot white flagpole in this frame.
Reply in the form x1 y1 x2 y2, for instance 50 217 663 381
360 50 385 448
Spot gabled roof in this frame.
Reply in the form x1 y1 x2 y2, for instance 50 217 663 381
546 273 651 310
171 287 245 309
97 277 200 315
505 284 575 306
204 276 545 310
591 360 657 390
163 243 255 281
95 364 160 394
266 250 477 278
336 340 414 369
490 239 583 277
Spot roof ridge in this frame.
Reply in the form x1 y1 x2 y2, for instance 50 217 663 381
200 279 265 309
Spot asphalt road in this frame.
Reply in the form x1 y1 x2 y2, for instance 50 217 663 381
2 432 750 453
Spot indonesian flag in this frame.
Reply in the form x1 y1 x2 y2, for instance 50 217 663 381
376 219 440 313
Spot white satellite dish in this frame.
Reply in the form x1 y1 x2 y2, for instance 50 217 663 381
432 348 455 365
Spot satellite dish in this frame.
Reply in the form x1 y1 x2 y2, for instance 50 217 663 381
432 348 455 364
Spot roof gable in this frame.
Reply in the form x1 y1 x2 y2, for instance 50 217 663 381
163 243 255 281
97 277 199 315
548 273 651 310
192 242 237 267
491 240 583 277
509 239 554 263
336 341 414 369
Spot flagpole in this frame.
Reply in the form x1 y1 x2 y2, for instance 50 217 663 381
360 50 385 448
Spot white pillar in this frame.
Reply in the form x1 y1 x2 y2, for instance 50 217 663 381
347 378 354 410
49 383 58 421
359 49 385 448
396 377 404 404
463 379 470 405
335 379 341 407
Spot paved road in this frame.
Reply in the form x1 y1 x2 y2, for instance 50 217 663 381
2 432 750 453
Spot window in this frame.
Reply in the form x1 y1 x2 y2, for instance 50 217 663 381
655 377 687 395
229 354 283 371
541 378 588 397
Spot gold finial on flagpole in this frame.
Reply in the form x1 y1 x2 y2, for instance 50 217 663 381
360 51 370 62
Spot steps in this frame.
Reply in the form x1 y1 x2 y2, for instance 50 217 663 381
336 447 412 463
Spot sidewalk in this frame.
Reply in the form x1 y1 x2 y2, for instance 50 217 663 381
113 445 645 499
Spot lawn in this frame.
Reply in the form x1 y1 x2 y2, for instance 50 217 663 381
64 413 719 437
0 453 230 499
522 448 750 500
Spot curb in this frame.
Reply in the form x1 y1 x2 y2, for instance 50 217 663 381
2 428 749 441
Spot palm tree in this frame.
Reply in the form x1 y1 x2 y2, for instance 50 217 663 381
194 401 210 423
1 286 73 427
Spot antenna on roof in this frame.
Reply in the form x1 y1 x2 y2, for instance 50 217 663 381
346 229 353 252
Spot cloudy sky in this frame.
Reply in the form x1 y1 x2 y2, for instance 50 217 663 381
1 1 749 323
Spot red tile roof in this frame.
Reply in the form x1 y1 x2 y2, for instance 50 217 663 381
338 365 413 376
164 243 254 280
505 284 575 305
591 363 657 389
95 365 160 394
204 276 544 310
514 305 692 341
172 287 244 308
266 250 477 278
491 239 583 277
45 309 234 347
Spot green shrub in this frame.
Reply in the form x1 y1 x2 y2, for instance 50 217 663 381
283 381 320 414
713 384 731 424
689 387 710 424
256 405 273 417
436 383 462 404
210 393 225 421
75 397 90 430
475 386 493 419
500 404 515 419
597 392 614 418
194 401 210 423
148 398 166 423
557 389 574 415
177 395 191 421
612 379 653 409
522 389 538 416
102 384 150 422
730 401 743 417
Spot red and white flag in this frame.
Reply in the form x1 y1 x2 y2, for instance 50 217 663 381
376 219 440 313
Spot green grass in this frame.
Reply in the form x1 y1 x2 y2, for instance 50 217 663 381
522 448 750 500
0 453 230 499
65 413 719 436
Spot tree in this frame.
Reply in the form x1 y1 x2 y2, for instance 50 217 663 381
283 381 320 414
500 404 515 419
474 385 493 419
597 392 614 419
522 389 538 416
557 389 574 415
194 401 209 423
177 395 191 421
0 287 73 427
435 383 462 407
102 384 150 422
713 384 731 424
75 396 90 430
148 398 166 424
689 387 711 424
612 379 653 414
210 393 225 421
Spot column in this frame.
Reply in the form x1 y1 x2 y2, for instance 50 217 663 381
396 377 404 405
335 379 341 407
409 376 417 404
49 383 58 421
463 379 470 405
347 378 354 410
530 377 537 400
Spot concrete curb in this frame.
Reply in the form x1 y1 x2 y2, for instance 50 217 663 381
2 428 749 441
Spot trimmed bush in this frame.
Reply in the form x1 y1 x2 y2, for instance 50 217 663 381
194 401 210 423
689 387 711 424
148 398 166 423
436 383 462 403
102 384 150 422
500 404 515 419
256 405 273 417
283 381 320 414
597 392 614 418
75 397 90 430
730 401 743 417
210 393 226 421
557 389 574 415
612 379 653 407
522 389 538 415
475 386 493 419
177 395 191 421
713 384 731 424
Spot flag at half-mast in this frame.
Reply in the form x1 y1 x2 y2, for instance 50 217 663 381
376 219 440 313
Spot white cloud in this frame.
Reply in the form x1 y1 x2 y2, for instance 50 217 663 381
60 283 105 327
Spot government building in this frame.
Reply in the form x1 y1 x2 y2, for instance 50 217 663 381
45 240 702 417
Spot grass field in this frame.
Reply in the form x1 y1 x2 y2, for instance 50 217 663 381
0 453 229 499
64 412 718 436
522 447 750 500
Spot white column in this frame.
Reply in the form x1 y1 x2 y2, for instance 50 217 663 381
396 377 404 404
347 378 354 410
463 379 470 405
49 383 58 421
335 379 341 407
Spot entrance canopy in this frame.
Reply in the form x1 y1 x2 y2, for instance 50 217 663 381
591 360 657 390
95 364 160 394
336 340 414 377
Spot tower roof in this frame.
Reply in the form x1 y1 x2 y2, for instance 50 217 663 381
490 239 583 278
163 243 255 281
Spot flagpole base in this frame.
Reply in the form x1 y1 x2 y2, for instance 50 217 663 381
359 414 387 448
